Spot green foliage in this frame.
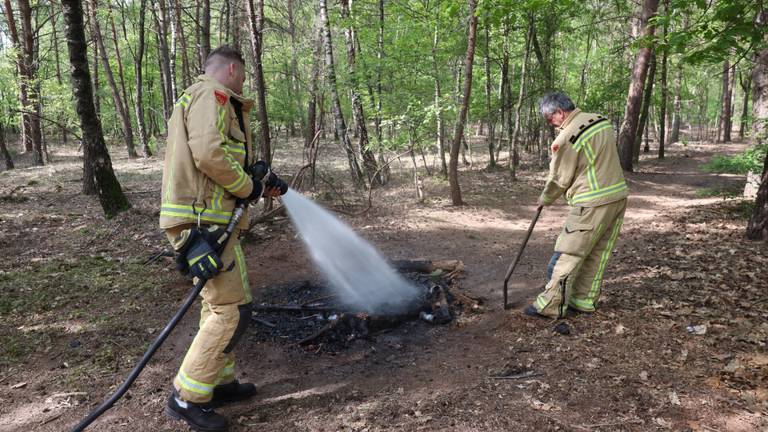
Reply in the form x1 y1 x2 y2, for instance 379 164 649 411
701 144 768 175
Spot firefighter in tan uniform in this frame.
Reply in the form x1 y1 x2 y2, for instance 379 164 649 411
160 46 285 431
524 92 628 319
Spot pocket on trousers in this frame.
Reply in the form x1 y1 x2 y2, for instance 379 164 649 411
555 220 594 257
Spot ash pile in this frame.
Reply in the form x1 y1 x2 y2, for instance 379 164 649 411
250 260 480 353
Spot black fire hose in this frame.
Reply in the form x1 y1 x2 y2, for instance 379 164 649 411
70 201 248 432
503 205 543 310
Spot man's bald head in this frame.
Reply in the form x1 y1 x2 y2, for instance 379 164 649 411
204 46 247 94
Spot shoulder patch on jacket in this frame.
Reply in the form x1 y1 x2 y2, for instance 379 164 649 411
214 90 228 106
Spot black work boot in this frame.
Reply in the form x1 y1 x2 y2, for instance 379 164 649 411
209 380 257 407
165 390 228 432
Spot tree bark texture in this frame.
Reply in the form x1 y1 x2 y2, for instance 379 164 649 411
433 25 447 178
636 50 656 162
306 28 321 149
246 0 272 163
134 0 150 156
173 0 191 86
747 10 768 241
669 60 682 143
201 0 211 64
483 20 495 168
739 69 752 140
617 0 660 172
340 0 380 186
89 0 137 158
8 0 44 164
61 0 131 218
448 0 478 205
719 58 733 143
0 123 14 170
153 0 174 119
318 0 363 183
658 15 668 159
509 15 533 180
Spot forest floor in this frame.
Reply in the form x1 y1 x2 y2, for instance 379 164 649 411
0 133 766 432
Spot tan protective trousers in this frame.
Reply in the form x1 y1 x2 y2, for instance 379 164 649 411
165 225 252 403
534 199 626 318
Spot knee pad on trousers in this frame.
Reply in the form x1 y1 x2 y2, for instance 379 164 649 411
223 302 252 354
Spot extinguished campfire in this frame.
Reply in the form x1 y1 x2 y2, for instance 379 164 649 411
250 260 480 352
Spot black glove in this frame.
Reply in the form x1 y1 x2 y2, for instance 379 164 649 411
264 172 289 195
174 227 223 280
247 160 288 198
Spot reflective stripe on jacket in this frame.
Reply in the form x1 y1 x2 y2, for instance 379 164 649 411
540 109 628 207
160 75 255 229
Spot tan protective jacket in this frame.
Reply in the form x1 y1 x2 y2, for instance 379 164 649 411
160 75 255 229
540 109 628 207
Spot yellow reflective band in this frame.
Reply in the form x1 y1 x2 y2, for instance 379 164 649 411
535 295 548 310
582 138 596 164
207 256 218 267
211 185 224 210
235 244 251 303
177 369 214 396
223 141 246 155
570 181 628 205
188 252 206 265
586 165 598 191
586 216 623 303
569 297 596 311
573 121 611 151
160 204 232 224
223 171 248 193
174 94 191 109
218 358 236 382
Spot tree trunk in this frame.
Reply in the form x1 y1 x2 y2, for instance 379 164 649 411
747 10 768 241
340 0 380 186
200 0 211 64
510 15 533 180
433 25 447 178
287 0 305 139
318 0 363 183
739 69 752 140
134 0 150 156
658 10 668 159
61 0 131 218
719 58 733 143
448 0 478 205
14 0 44 164
84 0 100 118
483 19 496 168
617 0 660 172
636 50 656 161
152 0 174 119
0 123 14 170
49 0 68 143
669 60 683 143
375 0 389 184
109 8 131 122
173 0 191 87
306 27 321 149
497 21 509 164
246 0 272 163
3 0 29 153
89 0 137 158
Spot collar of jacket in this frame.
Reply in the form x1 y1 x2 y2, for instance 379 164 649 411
195 74 255 111
558 108 581 131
